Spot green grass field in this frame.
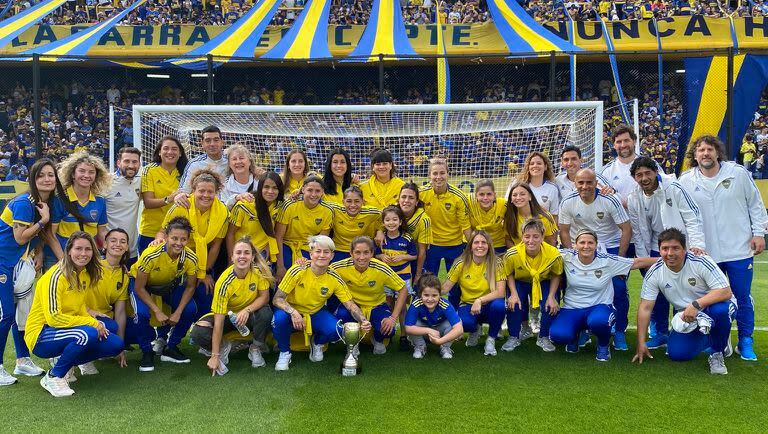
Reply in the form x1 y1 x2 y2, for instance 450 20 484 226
3 262 768 432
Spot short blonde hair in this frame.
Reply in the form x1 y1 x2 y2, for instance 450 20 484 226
308 235 335 251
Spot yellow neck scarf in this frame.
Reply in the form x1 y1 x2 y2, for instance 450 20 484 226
514 241 560 307
188 195 228 278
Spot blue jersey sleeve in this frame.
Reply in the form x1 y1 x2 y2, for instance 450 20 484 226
96 197 108 225
406 238 417 256
51 196 65 224
404 303 419 326
9 196 35 224
444 301 461 326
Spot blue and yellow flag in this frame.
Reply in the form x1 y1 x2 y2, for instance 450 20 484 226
345 0 417 62
24 0 147 59
486 0 581 54
682 54 768 168
169 0 281 69
599 18 629 124
0 0 68 49
436 5 449 105
261 0 331 60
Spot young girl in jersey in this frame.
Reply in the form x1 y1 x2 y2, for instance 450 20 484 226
331 186 380 262
360 148 405 209
133 217 199 371
515 151 560 218
81 228 132 375
160 169 229 315
469 179 508 254
442 230 507 356
322 148 356 205
420 158 471 307
138 135 188 255
274 175 334 280
0 159 61 385
190 236 274 375
404 274 463 359
26 232 124 397
227 171 285 264
282 149 310 198
396 182 432 285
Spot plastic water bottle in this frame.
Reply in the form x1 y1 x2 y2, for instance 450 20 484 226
228 311 249 336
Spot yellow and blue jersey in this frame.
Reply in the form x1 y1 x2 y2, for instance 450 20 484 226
508 212 557 245
212 264 271 315
468 197 507 249
330 204 380 253
276 199 334 252
85 258 129 318
375 231 417 280
323 181 345 205
277 263 352 315
161 202 229 252
330 258 405 308
446 257 507 304
419 184 471 246
230 200 278 261
52 186 108 249
0 192 37 267
130 242 198 286
404 297 461 327
359 176 405 210
502 245 564 283
139 164 180 238
284 176 304 196
406 208 433 245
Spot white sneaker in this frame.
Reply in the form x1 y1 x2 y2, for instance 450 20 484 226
519 324 534 341
214 360 229 376
530 311 541 334
465 330 481 347
78 362 99 376
248 343 266 368
40 373 74 397
64 367 77 383
152 338 167 355
308 338 324 362
484 337 497 356
536 336 556 352
412 346 426 359
501 336 521 352
219 340 232 365
275 351 292 371
198 347 212 357
372 340 387 355
724 336 733 358
440 346 454 359
0 365 18 386
13 357 44 376
709 352 728 375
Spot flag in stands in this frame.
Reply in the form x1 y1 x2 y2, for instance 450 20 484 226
261 0 331 60
485 0 581 54
436 4 449 106
599 18 630 124
345 0 417 62
0 0 68 50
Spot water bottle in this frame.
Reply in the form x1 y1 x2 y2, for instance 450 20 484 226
228 311 250 336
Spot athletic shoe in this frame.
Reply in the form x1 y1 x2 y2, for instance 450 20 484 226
399 336 410 352
565 340 579 354
40 372 74 397
439 346 453 359
198 347 212 357
232 341 251 354
412 346 426 359
501 336 520 352
248 343 266 368
613 332 629 351
64 367 77 383
725 336 733 358
519 324 534 341
0 365 18 386
152 338 167 355
536 337 556 352
483 337 497 356
596 345 611 362
255 341 270 355
308 338 324 362
220 340 232 366
709 352 727 375
214 360 229 376
275 351 292 371
13 357 44 376
737 337 757 361
578 331 591 348
646 334 668 350
530 309 541 334
160 346 190 364
78 362 99 376
372 340 387 355
139 352 155 372
465 330 481 347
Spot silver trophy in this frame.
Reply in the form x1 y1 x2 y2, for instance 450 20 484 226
339 322 366 376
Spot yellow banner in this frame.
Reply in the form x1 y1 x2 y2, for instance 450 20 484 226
0 17 760 57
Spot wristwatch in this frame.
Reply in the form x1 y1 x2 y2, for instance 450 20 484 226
692 300 702 310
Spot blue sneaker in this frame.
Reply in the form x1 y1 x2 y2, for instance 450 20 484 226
596 345 611 362
613 332 628 351
646 334 668 350
737 337 757 361
648 321 658 340
565 339 579 353
578 331 590 348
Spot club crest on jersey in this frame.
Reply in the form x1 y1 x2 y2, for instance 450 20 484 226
314 218 322 225
596 212 605 219
320 286 329 295
541 196 549 203
90 210 98 220
594 270 602 278
688 277 697 286
444 203 452 210
722 179 731 189
249 283 257 292
117 281 123 289
666 198 673 207
0 274 6 284
358 222 365 229
368 280 376 287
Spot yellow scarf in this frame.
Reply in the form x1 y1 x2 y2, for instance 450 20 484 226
188 195 228 279
514 241 561 307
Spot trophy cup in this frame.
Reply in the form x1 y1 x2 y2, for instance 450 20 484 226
339 322 366 377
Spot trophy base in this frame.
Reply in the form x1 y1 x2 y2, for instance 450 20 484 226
340 363 361 376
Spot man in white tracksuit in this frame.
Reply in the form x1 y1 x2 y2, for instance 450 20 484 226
627 156 706 349
678 135 767 361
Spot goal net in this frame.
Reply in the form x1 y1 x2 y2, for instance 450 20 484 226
128 102 604 194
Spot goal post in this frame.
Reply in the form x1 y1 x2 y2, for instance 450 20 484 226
129 102 604 193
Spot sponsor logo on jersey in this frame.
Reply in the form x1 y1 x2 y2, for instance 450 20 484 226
115 192 122 197
664 283 672 289
688 277 697 286
249 283 257 292
596 212 605 219
320 286 329 295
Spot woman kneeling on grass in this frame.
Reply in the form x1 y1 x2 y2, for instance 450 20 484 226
190 237 273 376
25 232 124 397
405 274 463 359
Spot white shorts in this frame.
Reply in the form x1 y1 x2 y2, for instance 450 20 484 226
385 280 414 298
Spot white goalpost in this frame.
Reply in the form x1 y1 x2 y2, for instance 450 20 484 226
125 102 604 192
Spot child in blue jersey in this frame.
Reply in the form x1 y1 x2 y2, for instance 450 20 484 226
404 274 463 359
376 206 417 350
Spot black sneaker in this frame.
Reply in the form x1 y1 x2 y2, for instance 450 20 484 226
160 346 191 364
399 336 410 352
139 352 155 372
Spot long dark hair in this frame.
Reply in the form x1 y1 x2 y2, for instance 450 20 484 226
104 228 131 283
254 171 284 238
26 158 65 230
152 135 188 173
322 148 352 195
504 181 554 242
